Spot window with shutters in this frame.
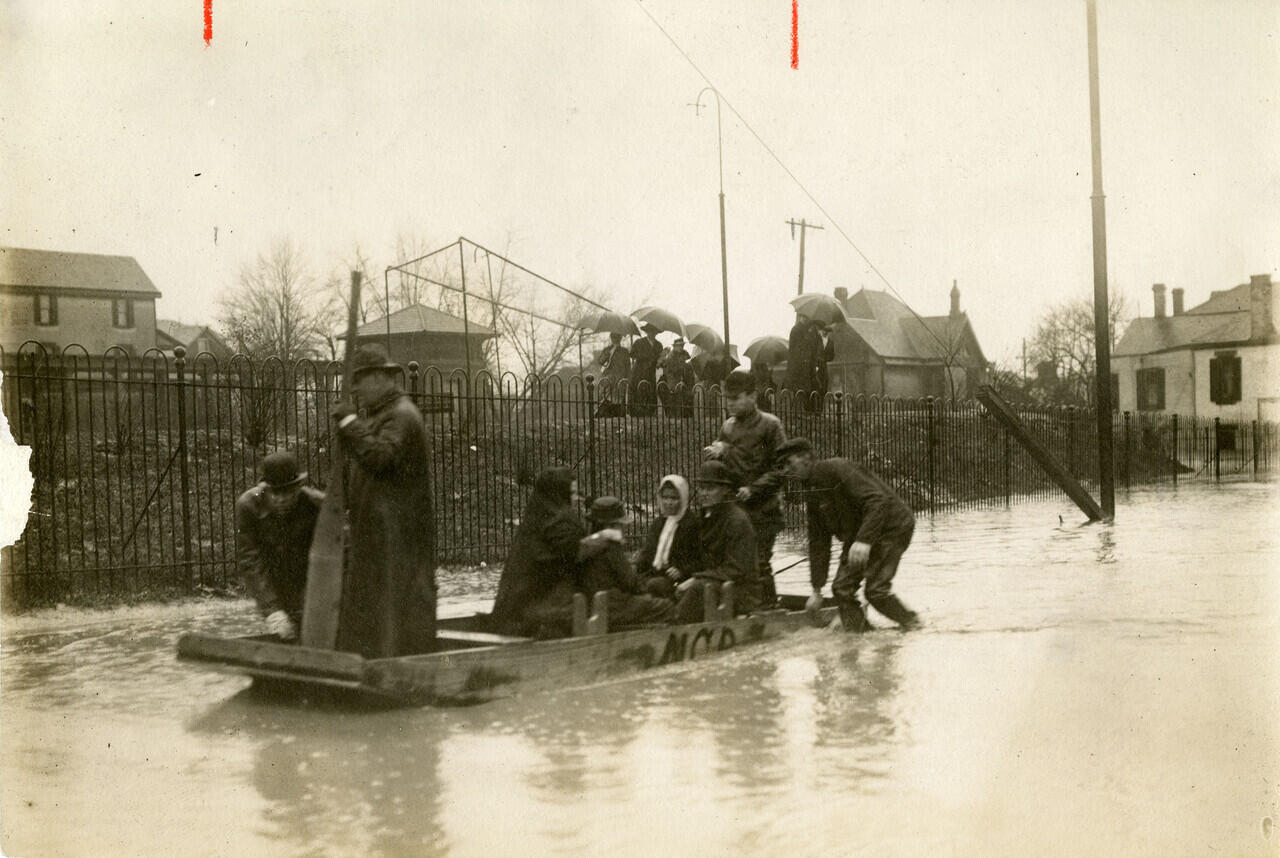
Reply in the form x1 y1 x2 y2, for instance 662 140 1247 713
1136 367 1165 411
1209 352 1241 405
34 294 57 326
112 298 134 328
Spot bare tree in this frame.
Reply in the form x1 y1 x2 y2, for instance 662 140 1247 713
1025 292 1129 406
219 238 327 361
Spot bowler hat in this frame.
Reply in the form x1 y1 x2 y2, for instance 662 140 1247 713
587 495 633 525
724 368 756 396
350 343 401 377
776 437 814 461
262 450 307 490
697 460 738 487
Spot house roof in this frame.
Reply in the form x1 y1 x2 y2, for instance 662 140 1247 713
1186 283 1249 315
1114 311 1252 356
342 303 495 339
156 320 228 352
838 289 985 363
0 246 161 296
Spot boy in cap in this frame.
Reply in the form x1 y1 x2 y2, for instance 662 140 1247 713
576 496 675 628
329 343 437 656
778 437 920 631
235 450 324 640
704 368 788 606
672 461 760 623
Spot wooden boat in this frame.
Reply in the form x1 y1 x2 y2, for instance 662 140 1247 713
177 587 838 707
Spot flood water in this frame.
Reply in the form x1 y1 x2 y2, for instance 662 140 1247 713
3 481 1279 858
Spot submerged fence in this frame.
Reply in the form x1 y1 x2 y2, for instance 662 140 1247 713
2 344 1275 608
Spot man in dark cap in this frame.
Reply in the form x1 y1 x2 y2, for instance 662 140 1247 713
672 461 760 623
778 437 921 631
576 496 675 628
704 368 788 607
235 450 324 641
659 337 696 417
329 343 437 656
629 322 662 416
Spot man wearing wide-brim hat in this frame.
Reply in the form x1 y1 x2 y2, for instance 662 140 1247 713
235 450 325 641
329 342 437 656
672 461 761 623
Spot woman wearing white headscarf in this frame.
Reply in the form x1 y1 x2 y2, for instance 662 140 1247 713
635 474 700 599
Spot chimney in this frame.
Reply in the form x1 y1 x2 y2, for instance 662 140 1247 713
1249 273 1274 338
950 279 961 317
834 286 848 304
1171 287 1184 315
1152 283 1166 319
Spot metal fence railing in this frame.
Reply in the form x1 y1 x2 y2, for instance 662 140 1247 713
2 344 1276 608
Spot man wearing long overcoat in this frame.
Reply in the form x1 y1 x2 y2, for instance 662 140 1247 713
785 314 822 410
629 323 662 416
331 343 437 657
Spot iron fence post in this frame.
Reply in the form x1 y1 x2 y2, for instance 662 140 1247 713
1067 405 1076 477
1170 413 1178 485
835 392 845 457
586 374 599 499
174 347 194 585
926 396 936 514
1252 419 1260 479
1003 426 1011 505
1214 416 1221 480
1122 411 1131 489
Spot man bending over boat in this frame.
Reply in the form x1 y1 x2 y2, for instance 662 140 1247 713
235 450 323 641
330 343 437 657
672 461 761 624
703 368 787 608
779 437 921 632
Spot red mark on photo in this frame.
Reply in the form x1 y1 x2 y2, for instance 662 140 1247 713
204 0 212 45
791 0 798 68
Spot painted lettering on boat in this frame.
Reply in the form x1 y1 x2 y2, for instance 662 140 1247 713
656 625 738 666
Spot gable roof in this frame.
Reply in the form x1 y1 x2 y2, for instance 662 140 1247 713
0 247 161 296
344 303 495 339
156 320 228 351
1114 311 1252 356
838 288 985 363
1186 283 1249 315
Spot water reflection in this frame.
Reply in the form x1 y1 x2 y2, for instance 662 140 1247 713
809 638 902 779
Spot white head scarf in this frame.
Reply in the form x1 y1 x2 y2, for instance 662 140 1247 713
652 474 690 571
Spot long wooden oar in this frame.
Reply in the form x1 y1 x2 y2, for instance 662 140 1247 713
300 270 362 648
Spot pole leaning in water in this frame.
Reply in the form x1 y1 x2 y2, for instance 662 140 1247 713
1086 0 1115 518
301 269 363 648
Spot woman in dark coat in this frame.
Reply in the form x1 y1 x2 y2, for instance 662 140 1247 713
635 475 700 598
490 467 586 635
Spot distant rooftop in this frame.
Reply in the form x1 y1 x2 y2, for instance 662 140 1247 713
0 247 161 296
343 303 495 339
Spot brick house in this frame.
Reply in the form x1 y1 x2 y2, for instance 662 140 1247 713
1112 274 1280 422
0 247 161 356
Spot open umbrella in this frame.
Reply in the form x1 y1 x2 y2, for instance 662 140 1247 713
744 335 788 365
684 322 724 353
631 306 687 337
577 310 641 337
790 293 850 327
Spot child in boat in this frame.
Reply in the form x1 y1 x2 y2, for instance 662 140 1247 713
575 497 675 629
634 475 700 598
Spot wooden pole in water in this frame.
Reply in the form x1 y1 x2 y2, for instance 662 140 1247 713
1086 0 1116 518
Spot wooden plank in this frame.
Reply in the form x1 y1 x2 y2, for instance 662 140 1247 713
977 384 1105 521
177 633 365 680
436 630 534 646
300 270 362 648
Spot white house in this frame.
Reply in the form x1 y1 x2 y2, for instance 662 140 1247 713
1112 274 1280 422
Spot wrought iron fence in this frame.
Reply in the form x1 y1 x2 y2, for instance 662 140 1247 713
2 344 1275 608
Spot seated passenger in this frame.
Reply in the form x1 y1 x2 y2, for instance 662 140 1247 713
490 467 586 636
234 450 324 642
673 461 761 624
635 475 700 598
576 496 675 629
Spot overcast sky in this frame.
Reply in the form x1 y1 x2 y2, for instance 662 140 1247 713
2 0 1277 366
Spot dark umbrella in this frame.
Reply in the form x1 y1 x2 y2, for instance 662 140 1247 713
744 335 789 365
631 306 687 338
790 293 850 327
577 310 641 337
685 323 724 353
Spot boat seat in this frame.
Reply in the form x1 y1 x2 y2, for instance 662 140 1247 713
436 630 533 647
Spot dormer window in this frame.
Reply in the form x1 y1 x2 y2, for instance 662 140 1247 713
34 294 58 326
113 298 134 328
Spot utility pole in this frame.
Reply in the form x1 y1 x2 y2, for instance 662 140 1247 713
693 88 732 363
1086 0 1115 518
786 218 824 295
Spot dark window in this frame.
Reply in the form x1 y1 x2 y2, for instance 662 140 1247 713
1209 353 1242 405
34 294 57 326
112 298 134 328
1136 367 1165 411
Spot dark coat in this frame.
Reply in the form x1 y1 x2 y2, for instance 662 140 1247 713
491 468 587 635
802 457 916 590
630 336 661 386
815 332 835 396
692 500 760 613
598 342 630 382
715 407 787 523
335 390 437 657
576 531 674 628
635 514 701 579
235 484 324 620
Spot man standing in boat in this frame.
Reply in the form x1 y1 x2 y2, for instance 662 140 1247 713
235 450 324 641
779 437 921 632
330 343 437 657
704 368 788 607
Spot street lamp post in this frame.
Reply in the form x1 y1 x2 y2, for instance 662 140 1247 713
693 87 732 365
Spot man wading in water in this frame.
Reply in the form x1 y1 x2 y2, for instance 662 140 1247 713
779 437 921 632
